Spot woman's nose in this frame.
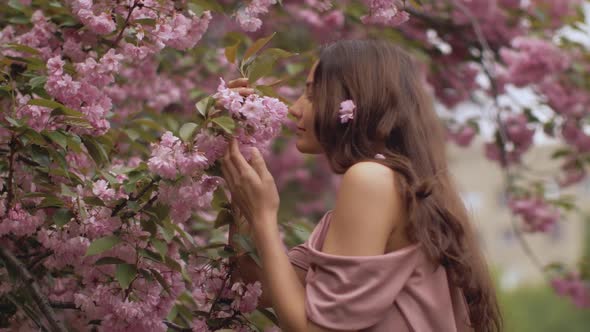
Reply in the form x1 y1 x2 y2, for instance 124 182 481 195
288 97 303 119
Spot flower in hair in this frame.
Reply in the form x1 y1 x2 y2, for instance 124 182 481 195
339 99 355 123
374 154 386 160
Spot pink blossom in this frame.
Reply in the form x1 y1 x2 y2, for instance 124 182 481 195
508 197 560 232
538 79 589 117
77 10 116 35
192 318 210 332
154 11 212 50
92 179 116 201
449 126 477 147
339 99 355 123
236 0 277 32
158 176 222 223
500 37 570 87
361 0 410 27
551 273 590 308
148 131 208 179
0 204 43 237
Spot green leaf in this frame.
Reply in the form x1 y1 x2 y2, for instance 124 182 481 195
28 76 47 89
28 98 64 110
214 208 234 228
23 129 48 146
551 148 571 159
85 235 121 256
179 122 199 142
196 96 213 117
189 0 224 12
134 18 156 26
150 268 171 294
38 195 64 208
247 55 276 84
52 208 73 227
82 135 109 166
95 257 128 265
243 32 276 61
211 116 235 134
44 131 68 149
5 43 40 56
115 263 137 290
4 116 23 127
152 239 168 257
259 308 280 325
139 248 163 262
225 42 240 64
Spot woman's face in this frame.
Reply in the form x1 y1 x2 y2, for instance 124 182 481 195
288 61 323 154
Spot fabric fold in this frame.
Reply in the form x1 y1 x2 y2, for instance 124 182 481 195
287 210 472 332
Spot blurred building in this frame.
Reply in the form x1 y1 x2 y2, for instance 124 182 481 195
447 140 588 289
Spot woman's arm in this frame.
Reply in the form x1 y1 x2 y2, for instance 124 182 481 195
252 162 401 332
221 140 401 331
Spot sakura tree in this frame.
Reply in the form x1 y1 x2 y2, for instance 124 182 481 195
0 0 589 331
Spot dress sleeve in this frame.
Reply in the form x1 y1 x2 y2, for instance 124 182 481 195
287 243 310 271
302 211 424 330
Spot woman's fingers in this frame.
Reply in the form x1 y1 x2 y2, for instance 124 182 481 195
214 87 255 109
229 139 257 180
227 77 249 88
248 147 270 178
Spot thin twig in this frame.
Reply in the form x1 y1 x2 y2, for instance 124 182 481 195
163 320 192 332
111 177 158 217
50 301 78 310
6 135 16 211
451 0 546 273
113 0 140 46
0 247 68 332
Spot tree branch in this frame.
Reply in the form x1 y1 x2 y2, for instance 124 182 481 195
111 177 158 217
113 0 140 46
6 135 16 211
0 247 68 332
164 320 192 332
451 0 546 273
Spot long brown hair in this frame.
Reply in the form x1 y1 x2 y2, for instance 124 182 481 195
311 39 502 331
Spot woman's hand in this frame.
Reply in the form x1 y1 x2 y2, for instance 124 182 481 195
214 77 255 108
220 137 280 231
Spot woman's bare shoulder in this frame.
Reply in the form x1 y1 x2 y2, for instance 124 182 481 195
321 161 403 256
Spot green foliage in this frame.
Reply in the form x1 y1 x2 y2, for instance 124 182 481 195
499 285 590 332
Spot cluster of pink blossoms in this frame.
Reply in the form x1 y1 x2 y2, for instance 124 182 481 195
70 0 117 35
499 37 570 87
551 273 590 308
158 175 223 224
448 126 477 147
485 114 535 166
189 263 262 322
361 0 410 27
214 78 289 150
508 197 560 233
148 131 209 179
0 204 44 238
236 0 278 32
45 50 124 135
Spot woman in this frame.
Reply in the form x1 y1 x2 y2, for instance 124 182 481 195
221 39 502 332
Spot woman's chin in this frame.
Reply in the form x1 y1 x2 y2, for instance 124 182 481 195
295 139 322 155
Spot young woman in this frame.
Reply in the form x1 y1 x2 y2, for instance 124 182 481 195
221 39 502 332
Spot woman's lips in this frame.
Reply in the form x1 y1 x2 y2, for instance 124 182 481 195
297 127 306 131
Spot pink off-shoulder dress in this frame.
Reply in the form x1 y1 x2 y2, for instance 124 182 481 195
287 210 472 332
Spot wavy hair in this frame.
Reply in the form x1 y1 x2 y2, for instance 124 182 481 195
310 39 502 331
